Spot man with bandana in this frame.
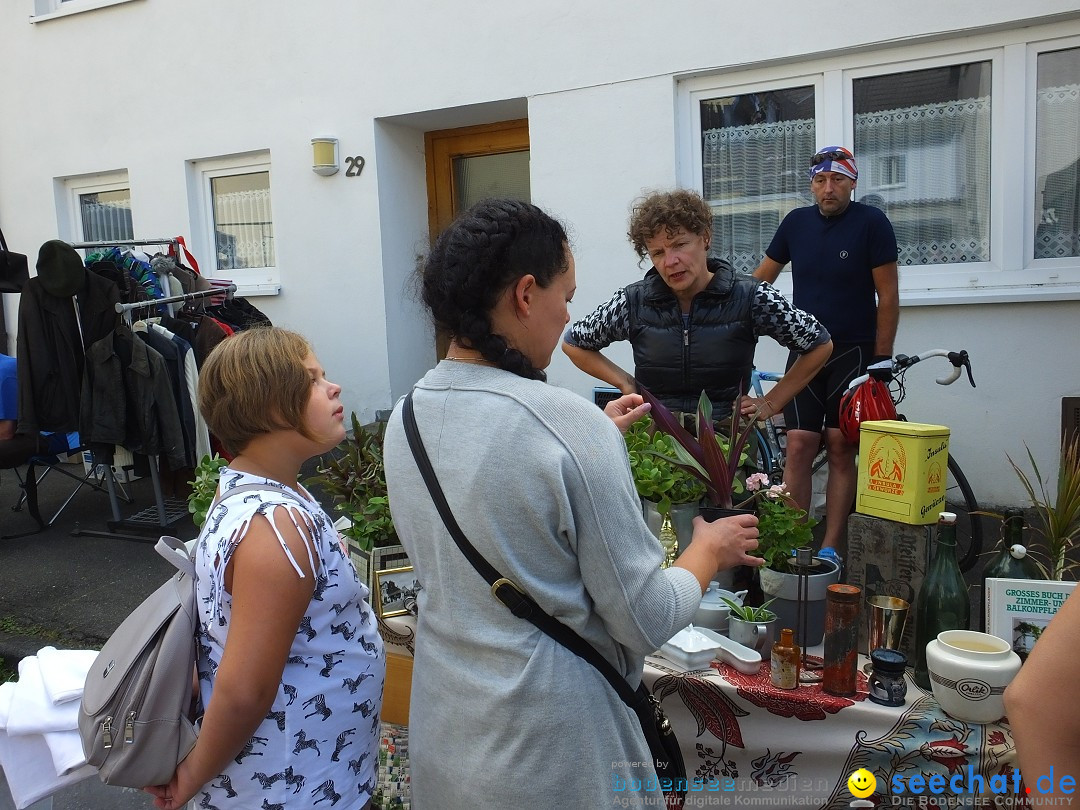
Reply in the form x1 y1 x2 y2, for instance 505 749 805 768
754 146 899 567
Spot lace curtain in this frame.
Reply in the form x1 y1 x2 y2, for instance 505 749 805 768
702 95 991 270
702 119 815 273
1035 83 1080 259
855 96 990 266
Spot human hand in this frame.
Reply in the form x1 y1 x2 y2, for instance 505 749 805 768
143 760 200 810
691 512 763 572
868 355 894 383
604 394 652 434
739 395 775 420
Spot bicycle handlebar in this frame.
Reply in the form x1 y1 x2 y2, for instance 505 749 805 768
845 348 976 392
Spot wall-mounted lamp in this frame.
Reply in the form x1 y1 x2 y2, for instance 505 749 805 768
311 137 340 176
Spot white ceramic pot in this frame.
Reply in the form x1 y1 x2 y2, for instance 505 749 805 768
693 584 747 632
926 630 1021 723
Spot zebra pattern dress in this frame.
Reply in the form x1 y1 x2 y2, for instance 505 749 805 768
193 468 384 809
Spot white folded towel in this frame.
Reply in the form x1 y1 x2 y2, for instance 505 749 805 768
0 683 95 809
6 657 80 735
36 646 98 705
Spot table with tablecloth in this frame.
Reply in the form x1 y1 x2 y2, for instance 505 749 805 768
642 654 1019 808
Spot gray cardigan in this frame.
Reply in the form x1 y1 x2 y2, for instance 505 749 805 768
384 362 701 808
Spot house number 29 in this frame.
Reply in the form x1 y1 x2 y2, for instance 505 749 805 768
345 156 365 177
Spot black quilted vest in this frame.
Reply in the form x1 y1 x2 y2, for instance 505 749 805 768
625 259 758 418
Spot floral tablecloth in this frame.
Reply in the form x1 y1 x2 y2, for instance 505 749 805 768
643 655 1019 808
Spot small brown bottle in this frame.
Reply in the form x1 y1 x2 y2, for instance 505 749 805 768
771 627 801 689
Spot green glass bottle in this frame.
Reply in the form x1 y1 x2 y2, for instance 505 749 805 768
913 512 971 690
979 508 1045 630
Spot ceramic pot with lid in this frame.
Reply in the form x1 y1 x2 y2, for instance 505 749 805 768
694 582 747 632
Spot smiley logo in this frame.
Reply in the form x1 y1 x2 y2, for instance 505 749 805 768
847 768 876 798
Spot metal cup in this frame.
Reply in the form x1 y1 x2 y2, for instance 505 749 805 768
867 595 910 655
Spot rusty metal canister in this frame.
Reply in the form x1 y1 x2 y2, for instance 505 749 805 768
823 584 861 696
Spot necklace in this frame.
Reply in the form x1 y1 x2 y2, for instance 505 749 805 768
444 355 492 365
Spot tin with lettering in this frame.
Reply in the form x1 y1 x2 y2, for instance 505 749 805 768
856 420 950 525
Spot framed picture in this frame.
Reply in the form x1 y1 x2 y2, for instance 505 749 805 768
374 565 420 619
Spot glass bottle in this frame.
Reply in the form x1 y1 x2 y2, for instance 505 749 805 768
823 584 862 696
771 627 800 690
913 512 971 690
980 508 1045 629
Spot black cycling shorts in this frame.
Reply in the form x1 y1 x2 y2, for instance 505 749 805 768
783 343 874 432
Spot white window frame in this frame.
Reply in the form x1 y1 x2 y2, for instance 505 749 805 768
59 170 134 244
677 19 1080 305
188 152 280 296
31 0 140 24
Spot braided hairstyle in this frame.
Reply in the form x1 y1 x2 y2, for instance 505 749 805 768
421 198 569 381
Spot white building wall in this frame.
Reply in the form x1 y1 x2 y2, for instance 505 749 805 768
2 0 1079 506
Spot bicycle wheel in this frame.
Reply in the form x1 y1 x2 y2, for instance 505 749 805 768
946 455 983 572
749 427 783 483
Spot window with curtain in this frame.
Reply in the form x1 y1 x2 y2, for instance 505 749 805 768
1034 47 1080 260
853 62 991 266
700 87 816 273
210 171 274 271
78 189 133 243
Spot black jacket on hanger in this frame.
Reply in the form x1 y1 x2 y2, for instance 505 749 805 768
16 271 120 434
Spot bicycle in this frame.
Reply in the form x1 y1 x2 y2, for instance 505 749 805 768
748 349 983 571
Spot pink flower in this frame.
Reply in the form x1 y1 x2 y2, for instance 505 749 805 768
766 484 786 499
746 473 770 492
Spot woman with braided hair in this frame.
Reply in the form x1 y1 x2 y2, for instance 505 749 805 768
383 198 761 807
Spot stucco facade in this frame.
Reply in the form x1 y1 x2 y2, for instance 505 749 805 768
2 0 1079 505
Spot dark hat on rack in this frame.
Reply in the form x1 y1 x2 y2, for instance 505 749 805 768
35 240 86 298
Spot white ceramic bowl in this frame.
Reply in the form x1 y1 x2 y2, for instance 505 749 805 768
926 629 1021 724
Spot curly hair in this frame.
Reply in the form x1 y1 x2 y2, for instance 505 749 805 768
627 189 712 260
420 198 569 381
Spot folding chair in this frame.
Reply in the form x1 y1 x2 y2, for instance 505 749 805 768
1 433 131 540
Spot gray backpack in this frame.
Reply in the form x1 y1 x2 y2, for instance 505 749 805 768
78 533 199 787
79 483 306 787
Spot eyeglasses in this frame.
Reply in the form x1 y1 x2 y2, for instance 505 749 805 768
811 149 853 166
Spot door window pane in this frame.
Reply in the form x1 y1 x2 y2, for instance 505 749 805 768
79 189 133 243
1035 47 1080 259
700 87 816 273
211 171 274 271
452 150 530 210
853 62 991 266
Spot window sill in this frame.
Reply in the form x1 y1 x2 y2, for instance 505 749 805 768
232 282 281 297
31 0 141 23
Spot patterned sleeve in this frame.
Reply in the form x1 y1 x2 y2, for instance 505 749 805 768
751 282 831 352
564 287 631 350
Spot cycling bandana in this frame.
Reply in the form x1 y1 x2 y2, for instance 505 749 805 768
809 146 858 182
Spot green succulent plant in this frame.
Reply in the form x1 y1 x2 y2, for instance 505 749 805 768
624 416 706 515
305 413 398 552
188 453 229 528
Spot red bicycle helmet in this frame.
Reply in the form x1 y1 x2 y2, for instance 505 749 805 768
839 378 897 443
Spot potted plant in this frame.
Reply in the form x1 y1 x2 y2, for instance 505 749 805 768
187 453 228 529
624 416 706 551
637 387 758 515
305 413 407 585
1007 435 1080 581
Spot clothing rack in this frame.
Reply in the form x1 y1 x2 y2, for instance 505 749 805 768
114 284 236 323
68 238 216 540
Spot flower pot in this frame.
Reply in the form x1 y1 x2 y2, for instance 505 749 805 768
757 557 841 648
926 629 1021 723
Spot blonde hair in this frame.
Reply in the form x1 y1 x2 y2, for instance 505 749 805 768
627 189 713 260
198 327 316 455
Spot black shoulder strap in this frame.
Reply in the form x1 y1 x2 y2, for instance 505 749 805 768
401 391 643 710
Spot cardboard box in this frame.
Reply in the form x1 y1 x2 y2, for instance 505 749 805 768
856 420 950 525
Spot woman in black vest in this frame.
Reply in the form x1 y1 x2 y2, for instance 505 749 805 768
563 189 832 423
